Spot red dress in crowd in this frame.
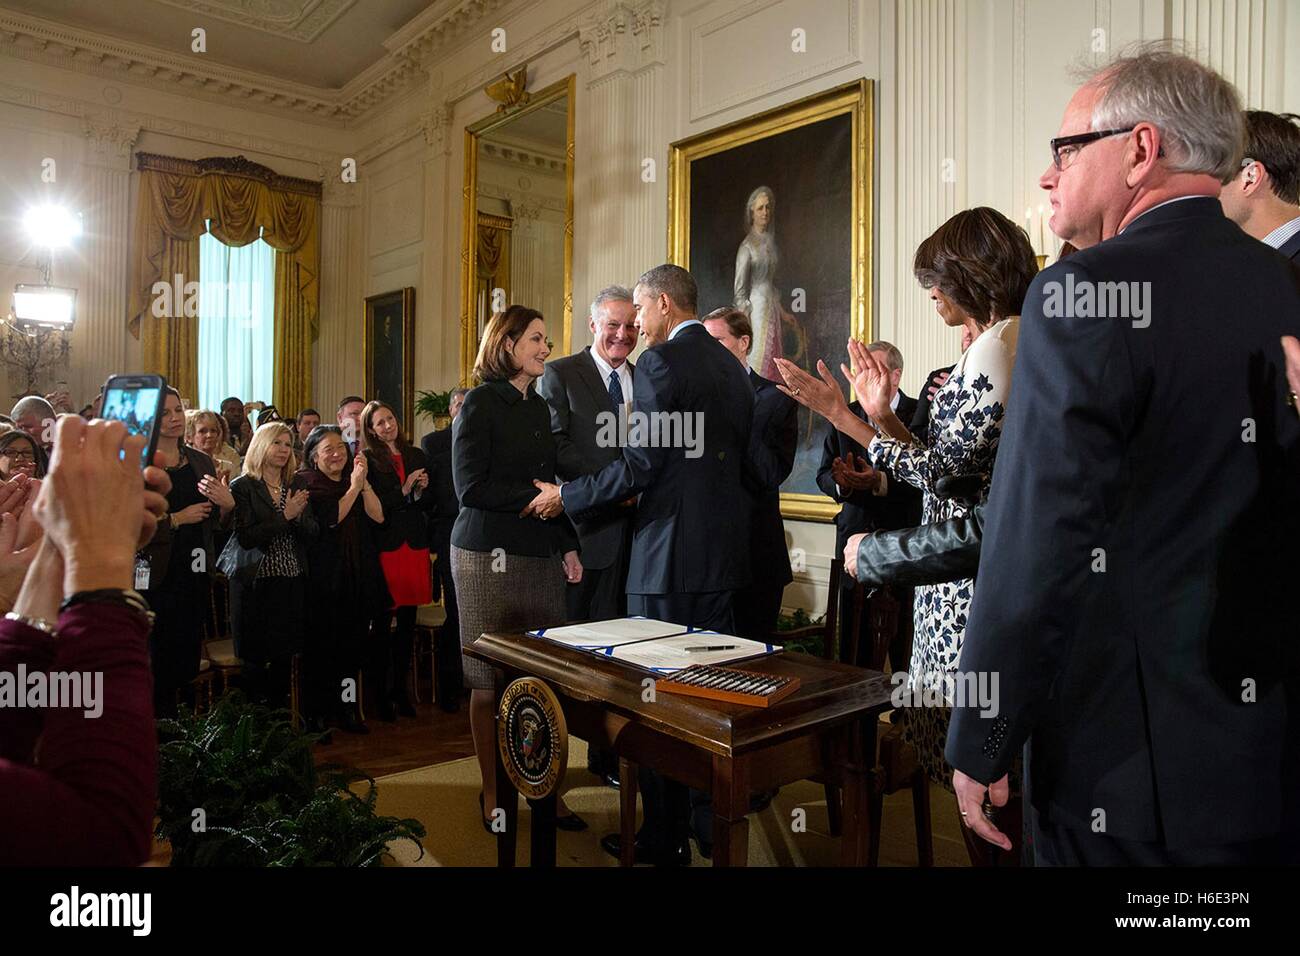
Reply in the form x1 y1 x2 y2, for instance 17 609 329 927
378 452 433 608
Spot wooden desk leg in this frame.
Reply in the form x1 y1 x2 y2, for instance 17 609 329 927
711 754 750 867
619 758 638 867
493 680 518 868
839 715 877 867
529 794 557 868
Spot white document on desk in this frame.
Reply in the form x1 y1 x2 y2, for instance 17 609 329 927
609 632 781 673
528 616 687 652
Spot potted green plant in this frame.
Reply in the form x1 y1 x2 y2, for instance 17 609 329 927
415 389 454 431
156 692 425 866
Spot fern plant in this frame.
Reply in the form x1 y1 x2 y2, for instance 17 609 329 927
156 692 425 867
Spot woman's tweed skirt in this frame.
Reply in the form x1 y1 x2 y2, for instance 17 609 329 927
450 545 568 690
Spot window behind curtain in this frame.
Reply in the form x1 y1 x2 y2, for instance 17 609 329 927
198 228 275 414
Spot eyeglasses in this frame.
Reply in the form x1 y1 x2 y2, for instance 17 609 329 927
1 449 35 463
1050 127 1136 170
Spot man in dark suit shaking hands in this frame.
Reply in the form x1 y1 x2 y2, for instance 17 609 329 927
1219 109 1300 263
528 264 756 866
536 286 640 623
947 48 1300 865
528 264 755 634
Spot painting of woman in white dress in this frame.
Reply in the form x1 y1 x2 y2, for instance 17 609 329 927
734 186 800 381
669 81 868 513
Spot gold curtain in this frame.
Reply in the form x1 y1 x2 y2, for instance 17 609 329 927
128 153 321 412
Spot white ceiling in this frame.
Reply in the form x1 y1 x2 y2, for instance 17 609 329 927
0 0 437 88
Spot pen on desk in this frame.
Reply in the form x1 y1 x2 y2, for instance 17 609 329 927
684 644 738 652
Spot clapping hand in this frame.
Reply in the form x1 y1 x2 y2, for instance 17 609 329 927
283 489 310 521
0 478 44 613
831 453 877 492
773 357 849 424
846 339 896 420
523 480 564 519
402 467 429 498
350 451 369 488
198 473 234 511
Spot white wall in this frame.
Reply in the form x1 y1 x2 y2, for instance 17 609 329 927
4 0 1298 615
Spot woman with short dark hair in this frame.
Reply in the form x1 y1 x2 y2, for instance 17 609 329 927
453 306 586 832
0 430 47 481
775 207 1036 864
298 425 388 734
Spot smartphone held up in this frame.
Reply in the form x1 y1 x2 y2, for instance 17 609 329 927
99 374 166 469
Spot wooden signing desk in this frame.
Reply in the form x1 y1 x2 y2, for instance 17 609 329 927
466 631 895 867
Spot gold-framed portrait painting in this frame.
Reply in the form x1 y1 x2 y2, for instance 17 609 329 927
669 79 872 521
363 287 415 440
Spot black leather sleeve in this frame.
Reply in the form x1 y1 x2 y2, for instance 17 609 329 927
854 503 985 588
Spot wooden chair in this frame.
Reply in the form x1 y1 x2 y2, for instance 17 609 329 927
770 557 841 661
768 559 843 833
204 638 242 698
828 579 933 865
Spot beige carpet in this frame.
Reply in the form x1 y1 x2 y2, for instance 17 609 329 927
370 738 970 866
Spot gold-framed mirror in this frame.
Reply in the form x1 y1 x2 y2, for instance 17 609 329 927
459 72 575 384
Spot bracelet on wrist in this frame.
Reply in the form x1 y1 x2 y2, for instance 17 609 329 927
5 611 57 637
60 588 156 626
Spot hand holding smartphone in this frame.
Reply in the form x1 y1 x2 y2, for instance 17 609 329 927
99 374 166 469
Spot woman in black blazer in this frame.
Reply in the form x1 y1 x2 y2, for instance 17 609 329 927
451 305 585 832
229 421 318 706
142 387 231 713
361 400 434 721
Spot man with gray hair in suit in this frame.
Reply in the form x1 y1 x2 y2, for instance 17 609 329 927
537 285 640 624
537 285 640 787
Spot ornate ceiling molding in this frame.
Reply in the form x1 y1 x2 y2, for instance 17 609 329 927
0 0 515 126
0 9 344 120
152 0 358 43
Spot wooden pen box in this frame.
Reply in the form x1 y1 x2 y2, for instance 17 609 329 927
655 664 801 708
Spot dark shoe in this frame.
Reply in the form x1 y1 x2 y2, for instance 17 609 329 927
479 792 495 834
338 708 370 735
555 810 588 832
749 788 778 813
696 837 712 860
599 833 690 866
603 771 621 790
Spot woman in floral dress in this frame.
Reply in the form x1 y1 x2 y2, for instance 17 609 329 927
775 207 1037 862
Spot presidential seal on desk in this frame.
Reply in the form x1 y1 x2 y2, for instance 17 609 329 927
497 678 568 799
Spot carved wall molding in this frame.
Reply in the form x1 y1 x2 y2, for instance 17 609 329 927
0 79 334 170
480 140 567 173
82 114 142 160
578 0 665 82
